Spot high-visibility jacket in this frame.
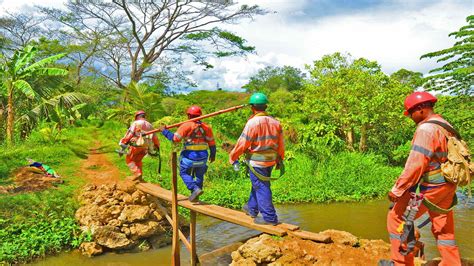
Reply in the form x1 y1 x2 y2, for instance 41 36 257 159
172 121 215 150
390 114 452 197
121 118 160 148
229 112 284 167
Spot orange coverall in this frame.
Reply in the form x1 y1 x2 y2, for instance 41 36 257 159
121 118 160 178
229 112 284 223
387 114 461 266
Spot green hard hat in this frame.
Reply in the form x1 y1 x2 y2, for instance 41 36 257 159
249 92 268 105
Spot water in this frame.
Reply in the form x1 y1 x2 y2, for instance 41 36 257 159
34 195 473 265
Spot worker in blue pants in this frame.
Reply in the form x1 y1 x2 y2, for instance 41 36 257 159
246 166 278 224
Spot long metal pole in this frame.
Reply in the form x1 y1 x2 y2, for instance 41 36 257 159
144 104 247 135
171 151 180 266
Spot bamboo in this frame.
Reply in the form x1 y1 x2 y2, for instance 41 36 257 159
144 104 247 135
171 151 180 266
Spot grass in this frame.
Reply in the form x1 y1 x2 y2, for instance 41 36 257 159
0 125 95 264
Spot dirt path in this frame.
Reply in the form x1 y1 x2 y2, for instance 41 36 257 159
80 141 122 185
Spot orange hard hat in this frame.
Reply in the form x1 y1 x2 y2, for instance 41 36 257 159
135 110 146 118
186 106 202 116
403 91 437 116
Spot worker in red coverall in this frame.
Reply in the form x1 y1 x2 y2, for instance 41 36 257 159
120 110 160 182
229 92 284 226
386 91 461 266
159 106 216 202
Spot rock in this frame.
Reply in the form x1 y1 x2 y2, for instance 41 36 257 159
79 242 103 257
107 219 123 227
129 221 163 240
94 225 135 249
118 205 151 223
320 229 359 246
152 211 164 221
236 234 282 264
116 180 137 194
108 205 123 216
123 194 133 204
149 234 172 249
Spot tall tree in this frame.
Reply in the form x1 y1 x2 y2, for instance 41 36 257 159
243 65 306 94
390 68 423 90
0 12 43 53
42 0 264 88
421 15 474 95
0 46 68 145
303 53 411 152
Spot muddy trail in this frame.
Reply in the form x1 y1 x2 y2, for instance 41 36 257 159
80 141 122 185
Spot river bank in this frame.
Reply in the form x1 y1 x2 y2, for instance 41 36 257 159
34 197 474 265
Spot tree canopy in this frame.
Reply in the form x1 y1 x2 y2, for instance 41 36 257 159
421 15 474 95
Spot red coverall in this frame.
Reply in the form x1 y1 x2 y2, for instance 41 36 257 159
121 118 160 178
387 114 461 266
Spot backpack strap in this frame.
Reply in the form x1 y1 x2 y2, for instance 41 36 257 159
424 120 462 140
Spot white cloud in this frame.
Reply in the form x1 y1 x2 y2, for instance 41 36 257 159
1 0 472 91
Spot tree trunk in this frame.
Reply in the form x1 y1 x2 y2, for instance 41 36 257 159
6 84 14 146
359 124 368 152
345 127 355 151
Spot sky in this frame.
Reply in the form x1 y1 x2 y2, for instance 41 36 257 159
1 0 472 91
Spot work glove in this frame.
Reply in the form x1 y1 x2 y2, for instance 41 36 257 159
119 143 128 150
209 156 215 163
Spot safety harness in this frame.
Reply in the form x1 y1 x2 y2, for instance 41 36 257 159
183 123 209 151
397 192 424 256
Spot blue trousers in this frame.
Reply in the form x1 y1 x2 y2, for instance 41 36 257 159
247 166 278 223
180 159 207 192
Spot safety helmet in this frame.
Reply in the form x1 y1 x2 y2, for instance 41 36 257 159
249 92 268 105
135 110 146 118
186 105 202 116
403 91 437 116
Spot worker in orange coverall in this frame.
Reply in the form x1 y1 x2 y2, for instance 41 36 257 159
159 106 216 202
229 92 284 226
386 91 461 266
120 110 160 181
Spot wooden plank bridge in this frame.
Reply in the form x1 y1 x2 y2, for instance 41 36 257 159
137 152 329 265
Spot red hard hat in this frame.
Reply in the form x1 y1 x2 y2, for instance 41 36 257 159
186 106 202 116
135 110 146 118
403 91 437 116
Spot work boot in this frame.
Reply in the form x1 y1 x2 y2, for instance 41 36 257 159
378 260 394 266
188 188 203 202
242 204 257 218
253 217 279 226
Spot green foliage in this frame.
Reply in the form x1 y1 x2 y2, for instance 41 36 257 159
390 68 423 89
435 95 473 146
421 15 474 95
243 66 306 94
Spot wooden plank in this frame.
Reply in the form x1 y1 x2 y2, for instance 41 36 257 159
171 152 180 266
155 202 191 252
137 182 287 236
190 211 197 266
278 223 300 231
288 230 332 243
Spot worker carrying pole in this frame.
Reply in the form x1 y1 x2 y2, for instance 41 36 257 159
152 104 247 202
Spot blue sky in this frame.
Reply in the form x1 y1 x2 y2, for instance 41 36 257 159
1 0 472 91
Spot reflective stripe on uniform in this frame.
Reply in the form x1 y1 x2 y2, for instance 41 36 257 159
434 151 448 158
184 144 209 151
422 170 446 184
437 239 456 246
175 133 183 140
248 150 278 162
412 145 433 157
389 233 401 240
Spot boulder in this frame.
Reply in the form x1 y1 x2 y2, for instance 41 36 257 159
118 205 151 223
235 234 282 264
94 225 136 249
79 242 103 257
320 229 359 246
129 221 164 240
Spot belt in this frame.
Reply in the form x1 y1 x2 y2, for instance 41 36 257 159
422 169 445 184
184 144 208 151
246 150 278 162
